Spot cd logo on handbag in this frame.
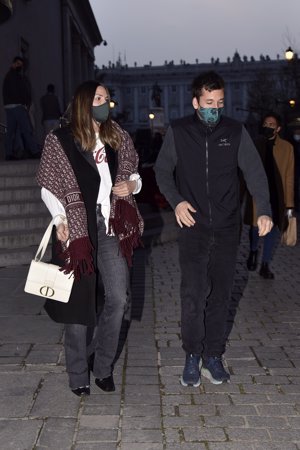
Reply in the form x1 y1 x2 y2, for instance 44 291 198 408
40 286 55 297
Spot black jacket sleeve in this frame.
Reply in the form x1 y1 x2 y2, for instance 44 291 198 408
238 126 271 218
153 126 184 209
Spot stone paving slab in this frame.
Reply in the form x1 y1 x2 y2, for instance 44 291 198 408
0 226 300 449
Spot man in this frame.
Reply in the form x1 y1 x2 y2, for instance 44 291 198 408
2 56 40 160
245 112 294 279
40 83 61 138
154 71 272 387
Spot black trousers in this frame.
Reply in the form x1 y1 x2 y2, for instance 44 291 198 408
179 224 239 358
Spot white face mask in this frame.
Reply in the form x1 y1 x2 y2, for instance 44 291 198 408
293 134 300 143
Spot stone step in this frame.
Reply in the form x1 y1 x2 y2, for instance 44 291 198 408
0 186 41 202
0 226 50 249
0 200 47 216
0 214 50 234
0 246 51 268
0 159 39 176
0 175 38 189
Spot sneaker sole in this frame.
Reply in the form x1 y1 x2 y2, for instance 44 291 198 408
201 368 230 385
180 376 201 387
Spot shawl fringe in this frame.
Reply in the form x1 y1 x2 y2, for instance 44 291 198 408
58 237 94 281
109 199 143 267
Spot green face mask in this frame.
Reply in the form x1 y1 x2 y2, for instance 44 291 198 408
92 102 109 123
197 106 224 125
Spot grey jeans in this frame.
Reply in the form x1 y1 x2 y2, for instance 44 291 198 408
64 212 129 389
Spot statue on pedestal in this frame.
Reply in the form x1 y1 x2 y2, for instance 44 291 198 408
151 82 162 107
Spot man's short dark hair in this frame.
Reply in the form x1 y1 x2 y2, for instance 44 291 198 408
262 111 282 127
13 56 24 64
192 71 225 99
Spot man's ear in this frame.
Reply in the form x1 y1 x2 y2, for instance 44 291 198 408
192 97 199 110
276 126 281 134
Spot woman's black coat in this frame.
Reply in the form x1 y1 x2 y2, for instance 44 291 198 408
44 127 117 326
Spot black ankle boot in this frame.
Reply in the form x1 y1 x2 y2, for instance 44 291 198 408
247 250 258 271
259 262 274 279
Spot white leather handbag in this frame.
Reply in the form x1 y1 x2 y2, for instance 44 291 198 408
24 218 74 303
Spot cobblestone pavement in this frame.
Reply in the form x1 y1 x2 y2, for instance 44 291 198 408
0 226 300 450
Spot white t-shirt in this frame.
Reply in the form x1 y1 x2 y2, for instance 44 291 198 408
93 136 112 227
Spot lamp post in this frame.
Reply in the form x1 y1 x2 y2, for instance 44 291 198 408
284 46 300 128
149 112 155 135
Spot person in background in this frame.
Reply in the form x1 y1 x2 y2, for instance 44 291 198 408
291 127 300 211
245 112 294 279
154 71 272 388
2 56 39 160
37 80 143 396
40 83 61 137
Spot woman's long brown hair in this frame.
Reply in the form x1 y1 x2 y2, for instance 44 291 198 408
70 80 122 151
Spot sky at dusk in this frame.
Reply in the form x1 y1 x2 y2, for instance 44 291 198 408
90 0 300 68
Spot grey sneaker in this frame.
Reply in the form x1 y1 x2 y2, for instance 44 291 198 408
201 356 230 384
180 353 201 387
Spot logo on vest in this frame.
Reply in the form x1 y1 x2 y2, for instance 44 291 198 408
218 138 231 147
40 286 55 297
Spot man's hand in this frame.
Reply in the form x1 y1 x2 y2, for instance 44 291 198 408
56 222 69 242
257 215 273 236
175 201 196 228
112 180 136 198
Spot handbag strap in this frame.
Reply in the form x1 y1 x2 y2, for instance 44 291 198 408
34 215 66 262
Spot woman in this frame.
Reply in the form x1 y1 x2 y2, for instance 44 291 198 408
244 112 294 279
37 80 143 396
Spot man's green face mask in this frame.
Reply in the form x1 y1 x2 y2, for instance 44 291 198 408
197 106 224 125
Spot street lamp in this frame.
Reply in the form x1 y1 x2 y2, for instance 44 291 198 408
149 112 155 135
285 46 294 61
110 100 117 109
289 99 296 108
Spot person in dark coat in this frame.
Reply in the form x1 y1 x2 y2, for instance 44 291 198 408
245 112 294 279
40 83 61 137
36 80 143 396
2 56 39 160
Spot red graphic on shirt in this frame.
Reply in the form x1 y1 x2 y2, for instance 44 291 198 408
94 146 107 164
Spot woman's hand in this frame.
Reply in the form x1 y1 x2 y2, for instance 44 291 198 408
56 222 69 242
112 180 136 198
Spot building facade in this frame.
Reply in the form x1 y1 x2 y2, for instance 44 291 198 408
96 52 298 138
0 0 103 147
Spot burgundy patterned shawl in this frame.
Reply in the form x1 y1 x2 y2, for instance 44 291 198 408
36 122 144 279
